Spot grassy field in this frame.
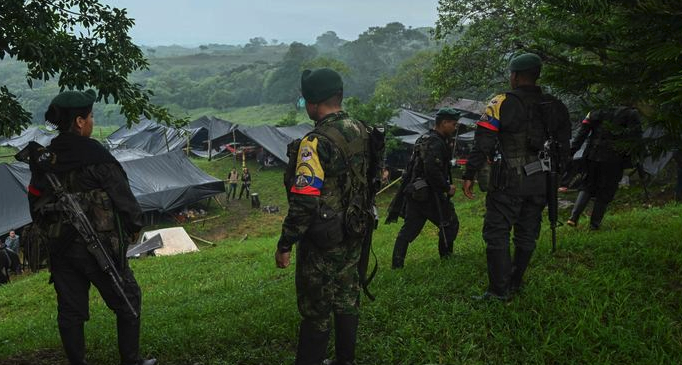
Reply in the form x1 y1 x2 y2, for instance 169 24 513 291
0 158 681 364
183 104 310 126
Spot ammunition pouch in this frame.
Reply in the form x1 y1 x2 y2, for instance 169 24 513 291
305 204 345 249
489 159 507 191
404 178 429 202
345 196 371 239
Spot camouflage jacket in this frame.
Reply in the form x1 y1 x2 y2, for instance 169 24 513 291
278 111 368 252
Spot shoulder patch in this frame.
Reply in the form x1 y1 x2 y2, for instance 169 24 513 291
477 94 505 132
290 136 325 196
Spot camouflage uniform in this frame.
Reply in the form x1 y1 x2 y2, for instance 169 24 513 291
279 111 368 329
279 110 370 365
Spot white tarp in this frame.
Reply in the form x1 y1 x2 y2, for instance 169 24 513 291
141 227 198 256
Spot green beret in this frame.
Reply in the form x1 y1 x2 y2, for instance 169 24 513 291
50 89 97 109
509 53 542 72
301 68 343 103
436 108 461 120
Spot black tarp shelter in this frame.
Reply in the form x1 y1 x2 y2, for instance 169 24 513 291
105 118 195 155
188 116 237 158
235 124 310 163
388 109 432 135
0 127 57 150
0 151 224 235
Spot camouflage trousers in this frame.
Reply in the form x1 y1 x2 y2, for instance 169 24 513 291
295 237 362 332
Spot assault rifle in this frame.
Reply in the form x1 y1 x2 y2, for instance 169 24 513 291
16 142 138 317
540 101 563 253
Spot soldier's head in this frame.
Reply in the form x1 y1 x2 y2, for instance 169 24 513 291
301 68 344 121
44 89 97 137
434 108 461 137
508 53 542 89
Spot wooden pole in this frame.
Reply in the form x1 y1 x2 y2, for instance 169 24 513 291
376 176 403 196
189 234 215 246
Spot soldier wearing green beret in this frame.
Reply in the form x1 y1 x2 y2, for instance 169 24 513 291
276 68 378 365
462 53 571 301
386 108 461 268
25 90 156 365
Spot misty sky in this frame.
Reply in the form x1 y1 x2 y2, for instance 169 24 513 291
101 0 440 46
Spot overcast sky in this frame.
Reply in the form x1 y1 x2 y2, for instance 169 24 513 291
101 0 440 46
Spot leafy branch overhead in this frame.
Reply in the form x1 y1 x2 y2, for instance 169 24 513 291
0 0 184 137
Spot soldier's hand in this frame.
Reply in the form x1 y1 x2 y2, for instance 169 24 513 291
448 184 456 196
275 249 291 268
462 180 475 199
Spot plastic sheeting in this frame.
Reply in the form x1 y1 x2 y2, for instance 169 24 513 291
237 125 294 163
277 123 313 140
0 127 57 150
0 150 225 234
388 109 432 135
189 116 236 144
120 150 225 212
105 118 196 155
0 163 31 235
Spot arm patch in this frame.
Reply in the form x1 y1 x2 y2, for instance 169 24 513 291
477 94 505 132
290 136 325 196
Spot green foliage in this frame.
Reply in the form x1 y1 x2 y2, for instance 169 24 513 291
314 31 347 54
345 95 401 154
0 0 181 136
263 42 318 104
432 0 682 149
276 110 300 127
1 180 681 364
301 57 351 76
374 51 437 110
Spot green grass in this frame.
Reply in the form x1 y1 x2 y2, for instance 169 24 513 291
1 170 681 364
179 104 310 126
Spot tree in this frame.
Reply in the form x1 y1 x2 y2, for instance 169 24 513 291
432 0 682 152
0 0 181 137
315 31 345 53
264 42 318 103
374 51 436 111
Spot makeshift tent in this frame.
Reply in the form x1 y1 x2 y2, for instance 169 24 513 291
120 150 225 212
436 97 487 115
188 116 237 158
105 118 196 155
0 151 224 234
139 227 198 256
388 109 432 135
0 163 31 235
277 123 313 140
0 127 57 150
236 125 294 163
109 148 153 162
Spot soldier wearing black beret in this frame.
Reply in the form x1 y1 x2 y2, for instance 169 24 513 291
276 68 376 365
27 90 156 365
387 108 461 269
462 53 571 301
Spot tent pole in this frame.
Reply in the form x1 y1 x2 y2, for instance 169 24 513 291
232 129 237 168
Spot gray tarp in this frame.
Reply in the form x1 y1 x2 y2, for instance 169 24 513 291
0 150 224 235
0 127 57 150
105 118 197 155
388 109 432 135
237 125 294 163
396 130 475 145
189 116 236 143
277 123 313 140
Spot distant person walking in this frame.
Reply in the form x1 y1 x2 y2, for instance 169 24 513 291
227 168 239 200
4 230 20 254
238 168 252 199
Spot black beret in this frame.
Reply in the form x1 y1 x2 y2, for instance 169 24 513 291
50 89 97 109
435 108 461 120
509 53 542 72
301 68 343 103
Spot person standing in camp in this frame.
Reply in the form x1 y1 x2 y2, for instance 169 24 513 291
386 108 461 269
24 90 156 365
238 167 252 199
275 68 375 365
462 53 571 301
4 230 20 255
226 168 239 200
566 107 642 229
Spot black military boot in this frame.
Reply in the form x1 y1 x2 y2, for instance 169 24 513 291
568 191 591 227
590 199 608 230
510 249 534 294
117 317 156 365
391 238 409 269
472 248 511 301
58 323 88 365
295 319 331 365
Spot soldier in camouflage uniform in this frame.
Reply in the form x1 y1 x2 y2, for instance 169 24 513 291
388 108 461 269
276 68 371 365
462 54 571 301
26 90 156 365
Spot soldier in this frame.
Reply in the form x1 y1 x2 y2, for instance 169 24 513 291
26 90 156 365
388 108 461 269
275 68 373 365
567 108 642 229
462 53 571 300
